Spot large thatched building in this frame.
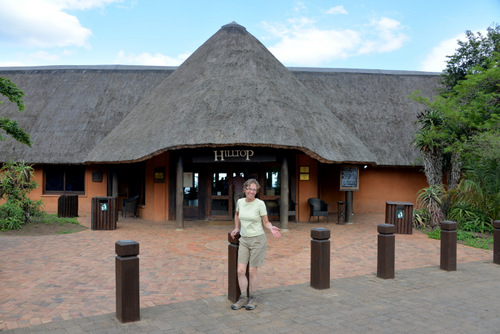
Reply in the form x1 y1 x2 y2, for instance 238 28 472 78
0 22 440 228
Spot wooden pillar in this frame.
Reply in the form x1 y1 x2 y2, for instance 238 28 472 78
345 191 353 223
280 157 289 231
176 156 184 230
227 232 249 302
493 220 500 265
310 228 330 290
377 224 396 279
112 170 119 198
115 240 140 323
440 221 457 271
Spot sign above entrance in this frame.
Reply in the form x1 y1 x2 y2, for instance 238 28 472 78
192 148 277 163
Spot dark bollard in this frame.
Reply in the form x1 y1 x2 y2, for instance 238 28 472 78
311 228 330 290
440 221 457 271
494 220 500 265
115 240 140 323
227 232 249 303
377 224 396 279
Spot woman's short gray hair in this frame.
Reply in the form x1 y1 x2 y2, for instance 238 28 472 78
243 178 260 191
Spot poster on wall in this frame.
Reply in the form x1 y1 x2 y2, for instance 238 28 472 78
340 166 359 191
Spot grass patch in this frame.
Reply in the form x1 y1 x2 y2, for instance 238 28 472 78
0 214 87 236
420 227 493 250
31 214 80 225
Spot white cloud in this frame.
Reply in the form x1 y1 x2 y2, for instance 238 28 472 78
115 50 191 66
325 5 348 15
263 15 408 66
55 0 123 11
267 26 360 66
29 51 62 62
0 0 121 48
293 1 307 13
357 17 408 55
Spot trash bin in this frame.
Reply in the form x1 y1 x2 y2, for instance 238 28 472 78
91 197 118 230
58 194 79 218
385 201 413 234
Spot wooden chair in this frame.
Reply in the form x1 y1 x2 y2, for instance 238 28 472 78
122 195 140 217
308 198 329 223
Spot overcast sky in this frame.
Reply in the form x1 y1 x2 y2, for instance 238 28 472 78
0 0 498 72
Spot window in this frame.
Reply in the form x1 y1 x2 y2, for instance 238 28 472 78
44 165 85 194
264 167 280 196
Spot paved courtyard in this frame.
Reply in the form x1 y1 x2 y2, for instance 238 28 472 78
0 213 496 332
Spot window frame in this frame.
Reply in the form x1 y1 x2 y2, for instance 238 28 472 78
43 165 86 195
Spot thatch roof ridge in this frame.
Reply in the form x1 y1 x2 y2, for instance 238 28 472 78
0 65 177 72
85 22 376 164
289 67 441 76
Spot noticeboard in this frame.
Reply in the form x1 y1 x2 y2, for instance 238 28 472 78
340 166 359 191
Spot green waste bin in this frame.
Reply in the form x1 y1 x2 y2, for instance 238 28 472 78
91 197 118 230
58 194 79 218
385 201 413 234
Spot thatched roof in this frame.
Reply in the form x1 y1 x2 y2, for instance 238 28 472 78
85 22 376 164
0 66 174 164
292 68 441 166
0 23 441 166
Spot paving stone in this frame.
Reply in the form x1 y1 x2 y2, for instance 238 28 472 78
1 214 498 333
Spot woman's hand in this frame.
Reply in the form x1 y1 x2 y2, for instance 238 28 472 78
230 229 239 239
270 225 281 238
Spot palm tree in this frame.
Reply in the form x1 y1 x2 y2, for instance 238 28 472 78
413 109 447 186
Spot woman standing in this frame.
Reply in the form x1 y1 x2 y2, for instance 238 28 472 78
230 178 281 310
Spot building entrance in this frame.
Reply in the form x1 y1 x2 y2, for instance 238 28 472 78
179 148 284 221
208 167 258 220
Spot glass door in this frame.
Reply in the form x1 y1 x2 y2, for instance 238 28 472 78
263 166 281 218
210 171 231 219
183 171 200 220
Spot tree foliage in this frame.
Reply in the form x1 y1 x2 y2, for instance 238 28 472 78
441 24 500 94
412 24 500 230
0 77 32 146
0 161 43 230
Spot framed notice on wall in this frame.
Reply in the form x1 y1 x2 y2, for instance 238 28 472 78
154 167 165 183
340 166 359 191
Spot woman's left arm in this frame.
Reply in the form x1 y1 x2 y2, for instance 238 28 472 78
262 215 281 238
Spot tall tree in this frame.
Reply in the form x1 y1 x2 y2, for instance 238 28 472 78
441 24 500 94
0 77 31 146
412 24 500 188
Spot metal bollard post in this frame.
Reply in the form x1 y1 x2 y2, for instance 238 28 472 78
440 221 457 271
494 220 500 265
310 228 330 290
115 240 140 323
377 224 396 279
228 232 249 303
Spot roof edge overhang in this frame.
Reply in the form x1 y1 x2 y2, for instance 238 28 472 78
84 143 378 166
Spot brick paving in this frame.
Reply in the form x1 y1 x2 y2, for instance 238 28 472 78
0 213 496 333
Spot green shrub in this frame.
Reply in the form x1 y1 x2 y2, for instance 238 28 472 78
0 161 44 230
0 201 26 230
427 227 441 240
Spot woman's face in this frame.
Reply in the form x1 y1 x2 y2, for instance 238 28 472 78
245 182 258 201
